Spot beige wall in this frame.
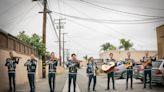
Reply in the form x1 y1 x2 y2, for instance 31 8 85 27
156 24 164 59
99 50 157 61
0 49 42 91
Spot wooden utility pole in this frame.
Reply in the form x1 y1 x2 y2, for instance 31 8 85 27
56 18 65 66
62 33 67 67
36 0 51 78
42 0 47 78
66 49 70 61
55 19 65 66
59 19 62 66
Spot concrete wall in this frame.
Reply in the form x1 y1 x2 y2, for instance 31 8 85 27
0 49 42 91
156 24 164 59
99 50 157 61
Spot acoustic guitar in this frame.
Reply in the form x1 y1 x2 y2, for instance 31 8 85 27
143 53 157 67
124 60 133 69
102 62 115 73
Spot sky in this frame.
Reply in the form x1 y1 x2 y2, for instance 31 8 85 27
0 0 164 58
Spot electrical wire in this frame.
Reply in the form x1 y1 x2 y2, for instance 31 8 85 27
52 11 164 24
47 1 59 40
0 0 26 17
89 0 164 11
37 1 59 40
53 2 154 49
1 4 37 28
79 0 164 18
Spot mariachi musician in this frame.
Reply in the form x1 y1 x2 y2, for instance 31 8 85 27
5 51 21 92
86 57 98 92
140 51 154 89
124 52 135 90
104 53 116 90
67 53 80 92
46 52 58 92
24 54 37 92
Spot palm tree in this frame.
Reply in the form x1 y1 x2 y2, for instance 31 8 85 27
100 42 116 51
119 38 133 50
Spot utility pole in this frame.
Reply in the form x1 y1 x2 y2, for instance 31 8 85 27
55 18 66 66
66 49 70 61
34 0 51 78
62 33 67 67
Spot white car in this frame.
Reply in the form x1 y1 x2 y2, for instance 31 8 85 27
152 59 164 85
115 61 127 79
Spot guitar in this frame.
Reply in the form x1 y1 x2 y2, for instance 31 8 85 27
143 53 158 67
102 62 115 73
124 60 133 69
143 59 151 67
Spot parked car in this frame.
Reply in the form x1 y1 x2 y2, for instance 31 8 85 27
133 64 144 82
115 61 127 79
152 59 164 85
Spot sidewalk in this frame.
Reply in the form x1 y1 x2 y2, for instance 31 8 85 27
16 73 67 92
16 70 81 92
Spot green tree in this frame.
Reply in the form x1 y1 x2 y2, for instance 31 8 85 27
100 42 116 51
17 31 30 43
119 38 133 50
17 31 46 57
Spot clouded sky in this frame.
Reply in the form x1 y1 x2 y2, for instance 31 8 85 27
0 0 164 58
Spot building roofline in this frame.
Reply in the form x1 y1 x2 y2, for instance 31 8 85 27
0 28 36 49
156 24 164 30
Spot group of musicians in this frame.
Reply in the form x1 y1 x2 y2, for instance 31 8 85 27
5 51 155 92
86 51 156 91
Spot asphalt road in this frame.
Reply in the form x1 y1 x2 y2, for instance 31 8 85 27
7 67 164 92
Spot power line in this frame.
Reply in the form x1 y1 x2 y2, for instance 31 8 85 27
84 0 164 11
55 2 153 48
67 18 119 39
51 2 158 47
79 0 164 18
47 1 59 40
48 14 59 40
37 1 59 40
1 4 38 28
0 0 26 17
61 1 154 45
62 5 145 49
52 12 157 49
52 11 164 24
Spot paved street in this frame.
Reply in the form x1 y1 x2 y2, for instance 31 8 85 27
13 67 164 92
1 0 164 92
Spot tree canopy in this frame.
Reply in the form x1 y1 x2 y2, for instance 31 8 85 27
17 31 46 56
100 42 116 51
119 38 133 50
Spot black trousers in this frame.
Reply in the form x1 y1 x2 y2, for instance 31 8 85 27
126 70 133 89
107 72 115 89
88 74 96 90
48 73 56 92
143 69 152 88
8 73 16 91
68 74 77 92
28 74 35 92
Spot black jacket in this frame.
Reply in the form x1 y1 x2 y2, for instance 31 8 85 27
67 60 80 74
46 60 58 73
5 57 19 73
24 59 37 73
